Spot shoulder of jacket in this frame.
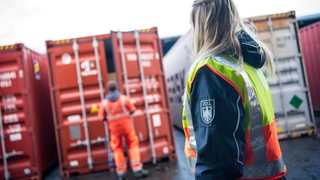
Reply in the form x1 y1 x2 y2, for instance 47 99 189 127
190 55 231 74
188 56 210 74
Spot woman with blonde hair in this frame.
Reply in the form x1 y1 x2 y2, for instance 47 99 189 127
182 0 287 179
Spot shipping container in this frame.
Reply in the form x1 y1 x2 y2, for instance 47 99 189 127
297 13 320 28
247 11 316 139
163 32 192 130
300 21 320 113
0 44 57 179
161 36 180 56
46 27 176 177
164 11 316 139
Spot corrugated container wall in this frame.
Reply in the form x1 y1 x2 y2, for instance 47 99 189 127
46 27 176 177
299 21 320 112
164 12 316 139
0 44 57 179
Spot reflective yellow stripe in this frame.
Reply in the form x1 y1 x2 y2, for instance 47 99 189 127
182 119 188 128
182 108 188 128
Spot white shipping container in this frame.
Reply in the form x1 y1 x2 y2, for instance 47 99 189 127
163 32 192 130
248 11 315 138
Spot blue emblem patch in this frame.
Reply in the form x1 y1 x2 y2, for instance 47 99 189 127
200 99 215 125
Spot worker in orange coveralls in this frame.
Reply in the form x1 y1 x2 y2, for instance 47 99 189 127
98 80 148 180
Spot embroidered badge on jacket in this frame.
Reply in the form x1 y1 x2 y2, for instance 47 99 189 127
200 99 215 124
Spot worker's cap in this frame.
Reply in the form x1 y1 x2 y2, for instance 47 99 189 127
107 80 118 92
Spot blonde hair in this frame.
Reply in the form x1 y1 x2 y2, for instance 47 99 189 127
191 0 274 73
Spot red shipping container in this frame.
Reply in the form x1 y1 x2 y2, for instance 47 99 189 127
46 27 176 177
300 21 320 112
0 44 57 179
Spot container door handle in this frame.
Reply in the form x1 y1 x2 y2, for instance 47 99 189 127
134 30 157 164
73 40 94 168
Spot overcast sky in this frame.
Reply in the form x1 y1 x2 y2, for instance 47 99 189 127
1 0 320 53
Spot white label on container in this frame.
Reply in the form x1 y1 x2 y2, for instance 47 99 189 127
142 61 151 67
10 133 22 141
295 123 306 129
0 71 16 88
68 115 81 122
7 124 21 133
0 80 12 88
62 53 72 64
163 146 169 154
0 71 16 80
3 114 19 124
19 70 23 78
4 104 17 112
152 114 161 127
81 60 97 76
70 160 79 167
127 54 137 61
141 53 153 61
155 53 159 60
2 94 17 102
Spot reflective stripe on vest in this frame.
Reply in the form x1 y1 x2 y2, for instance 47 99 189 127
104 96 129 120
182 93 197 172
183 55 285 179
183 93 197 150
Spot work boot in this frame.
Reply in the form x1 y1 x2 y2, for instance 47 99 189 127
134 169 149 179
117 177 126 180
117 171 127 180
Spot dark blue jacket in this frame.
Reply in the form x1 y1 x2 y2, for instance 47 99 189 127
190 30 266 179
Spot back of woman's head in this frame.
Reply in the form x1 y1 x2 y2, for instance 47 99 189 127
191 0 243 60
191 0 274 73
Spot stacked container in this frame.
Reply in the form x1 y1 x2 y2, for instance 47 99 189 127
46 27 176 177
299 21 320 113
247 11 316 139
0 44 57 179
164 11 316 139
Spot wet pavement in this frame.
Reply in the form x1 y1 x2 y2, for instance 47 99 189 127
44 115 320 180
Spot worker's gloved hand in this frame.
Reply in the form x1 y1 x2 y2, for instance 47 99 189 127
103 117 108 122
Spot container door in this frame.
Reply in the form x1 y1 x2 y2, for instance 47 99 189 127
110 28 176 163
47 38 110 176
0 47 37 179
249 12 316 138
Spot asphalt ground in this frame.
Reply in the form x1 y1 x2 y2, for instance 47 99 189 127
44 115 320 180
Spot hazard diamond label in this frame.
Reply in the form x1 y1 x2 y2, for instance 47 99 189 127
289 95 303 109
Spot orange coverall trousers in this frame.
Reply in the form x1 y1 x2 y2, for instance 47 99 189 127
109 118 142 174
